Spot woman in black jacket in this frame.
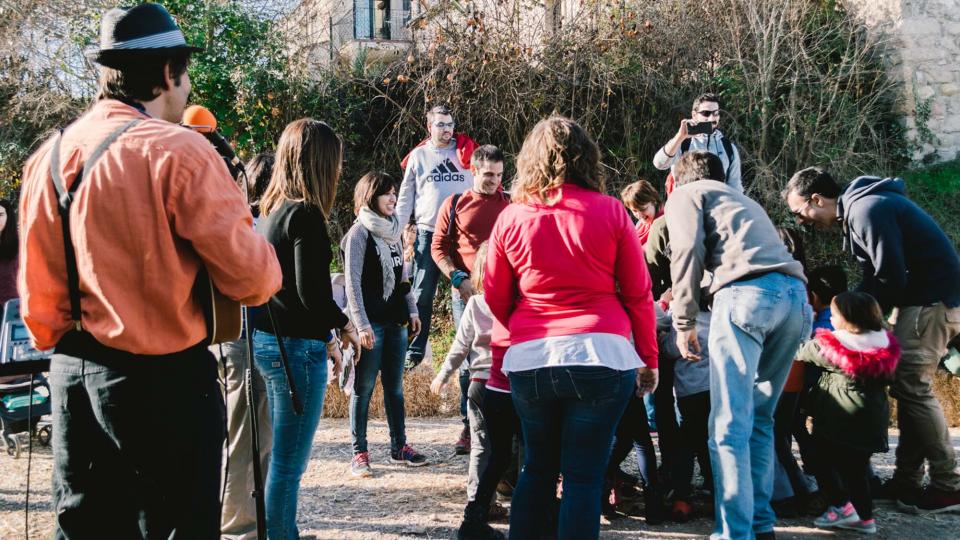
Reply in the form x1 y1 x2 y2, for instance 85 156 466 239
253 118 359 540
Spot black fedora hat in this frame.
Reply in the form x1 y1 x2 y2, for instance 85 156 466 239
87 3 202 67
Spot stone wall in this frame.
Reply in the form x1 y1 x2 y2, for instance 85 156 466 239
846 0 960 163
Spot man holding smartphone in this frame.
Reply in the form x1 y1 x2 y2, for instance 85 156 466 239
654 93 743 193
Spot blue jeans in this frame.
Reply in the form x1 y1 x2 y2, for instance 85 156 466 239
407 228 441 364
350 322 408 454
707 272 812 540
509 366 636 540
253 331 329 540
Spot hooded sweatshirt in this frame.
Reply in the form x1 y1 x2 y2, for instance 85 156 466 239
665 180 806 331
396 141 473 231
838 176 960 312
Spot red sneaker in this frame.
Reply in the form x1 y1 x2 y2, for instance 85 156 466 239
917 487 960 514
455 426 471 455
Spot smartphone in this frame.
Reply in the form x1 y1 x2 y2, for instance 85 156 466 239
687 121 714 136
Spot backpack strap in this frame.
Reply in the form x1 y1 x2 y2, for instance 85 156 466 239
720 135 736 182
49 119 142 329
446 193 463 252
679 135 736 184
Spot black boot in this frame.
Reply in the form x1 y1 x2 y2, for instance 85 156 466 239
643 489 667 525
458 502 505 540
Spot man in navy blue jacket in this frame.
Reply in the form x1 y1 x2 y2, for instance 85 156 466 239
784 167 960 514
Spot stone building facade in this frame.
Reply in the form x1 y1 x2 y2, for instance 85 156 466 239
847 0 960 163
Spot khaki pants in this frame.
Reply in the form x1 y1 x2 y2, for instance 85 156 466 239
212 340 272 540
890 303 960 491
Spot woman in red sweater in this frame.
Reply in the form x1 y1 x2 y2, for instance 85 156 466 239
483 116 659 540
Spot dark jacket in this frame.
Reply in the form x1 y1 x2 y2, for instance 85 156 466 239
253 200 348 339
797 328 901 454
838 176 960 312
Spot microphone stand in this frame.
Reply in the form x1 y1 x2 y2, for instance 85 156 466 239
243 306 267 540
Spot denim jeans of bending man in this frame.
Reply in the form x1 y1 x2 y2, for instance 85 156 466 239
351 322 409 454
49 332 224 540
253 331 329 540
707 272 812 540
407 228 441 366
509 366 636 540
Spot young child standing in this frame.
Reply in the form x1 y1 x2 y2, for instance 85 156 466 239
430 244 506 539
797 291 900 534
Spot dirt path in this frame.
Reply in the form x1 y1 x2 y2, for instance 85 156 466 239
3 418 959 539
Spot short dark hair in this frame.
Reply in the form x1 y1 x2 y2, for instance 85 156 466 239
353 171 398 216
777 227 806 270
0 200 18 260
673 150 725 186
783 166 842 200
692 93 721 111
427 104 453 123
471 144 504 168
621 179 661 211
833 291 884 333
807 265 848 304
97 53 191 103
245 153 275 205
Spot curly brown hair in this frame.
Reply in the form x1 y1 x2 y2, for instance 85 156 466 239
511 115 604 205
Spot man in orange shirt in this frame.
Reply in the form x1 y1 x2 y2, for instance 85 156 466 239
17 5 281 538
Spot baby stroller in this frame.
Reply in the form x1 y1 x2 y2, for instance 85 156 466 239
0 374 52 458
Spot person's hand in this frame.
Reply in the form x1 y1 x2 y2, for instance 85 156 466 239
659 288 674 305
636 367 659 396
458 279 476 302
340 323 361 355
359 328 375 350
677 118 692 140
327 340 344 380
409 316 422 338
430 375 446 396
676 328 701 361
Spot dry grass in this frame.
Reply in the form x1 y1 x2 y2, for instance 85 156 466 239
323 345 461 420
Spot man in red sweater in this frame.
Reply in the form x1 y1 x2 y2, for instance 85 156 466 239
432 145 510 454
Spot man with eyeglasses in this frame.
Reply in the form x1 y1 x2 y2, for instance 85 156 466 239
654 93 743 193
397 104 476 378
783 166 960 514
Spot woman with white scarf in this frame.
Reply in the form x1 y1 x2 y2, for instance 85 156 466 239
343 171 425 477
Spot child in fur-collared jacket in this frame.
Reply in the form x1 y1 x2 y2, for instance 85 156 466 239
796 291 901 535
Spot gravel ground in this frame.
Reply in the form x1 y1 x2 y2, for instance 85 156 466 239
2 419 959 539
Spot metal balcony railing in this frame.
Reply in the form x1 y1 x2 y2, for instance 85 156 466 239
354 7 412 41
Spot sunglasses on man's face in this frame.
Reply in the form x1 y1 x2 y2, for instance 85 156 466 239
696 110 720 118
433 122 455 129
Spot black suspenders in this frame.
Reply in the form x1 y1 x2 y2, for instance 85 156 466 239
48 119 142 330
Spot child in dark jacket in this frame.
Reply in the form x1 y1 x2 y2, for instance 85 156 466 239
797 291 900 535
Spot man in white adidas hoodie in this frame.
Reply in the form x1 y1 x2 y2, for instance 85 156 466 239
396 104 474 369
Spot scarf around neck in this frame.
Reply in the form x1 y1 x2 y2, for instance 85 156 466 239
357 207 402 300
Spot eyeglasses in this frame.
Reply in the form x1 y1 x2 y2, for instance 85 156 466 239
790 199 812 218
696 110 720 118
433 122 455 129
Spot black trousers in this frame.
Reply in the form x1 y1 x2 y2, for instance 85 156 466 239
775 391 810 498
813 436 873 520
465 388 519 521
49 331 225 539
673 391 712 500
